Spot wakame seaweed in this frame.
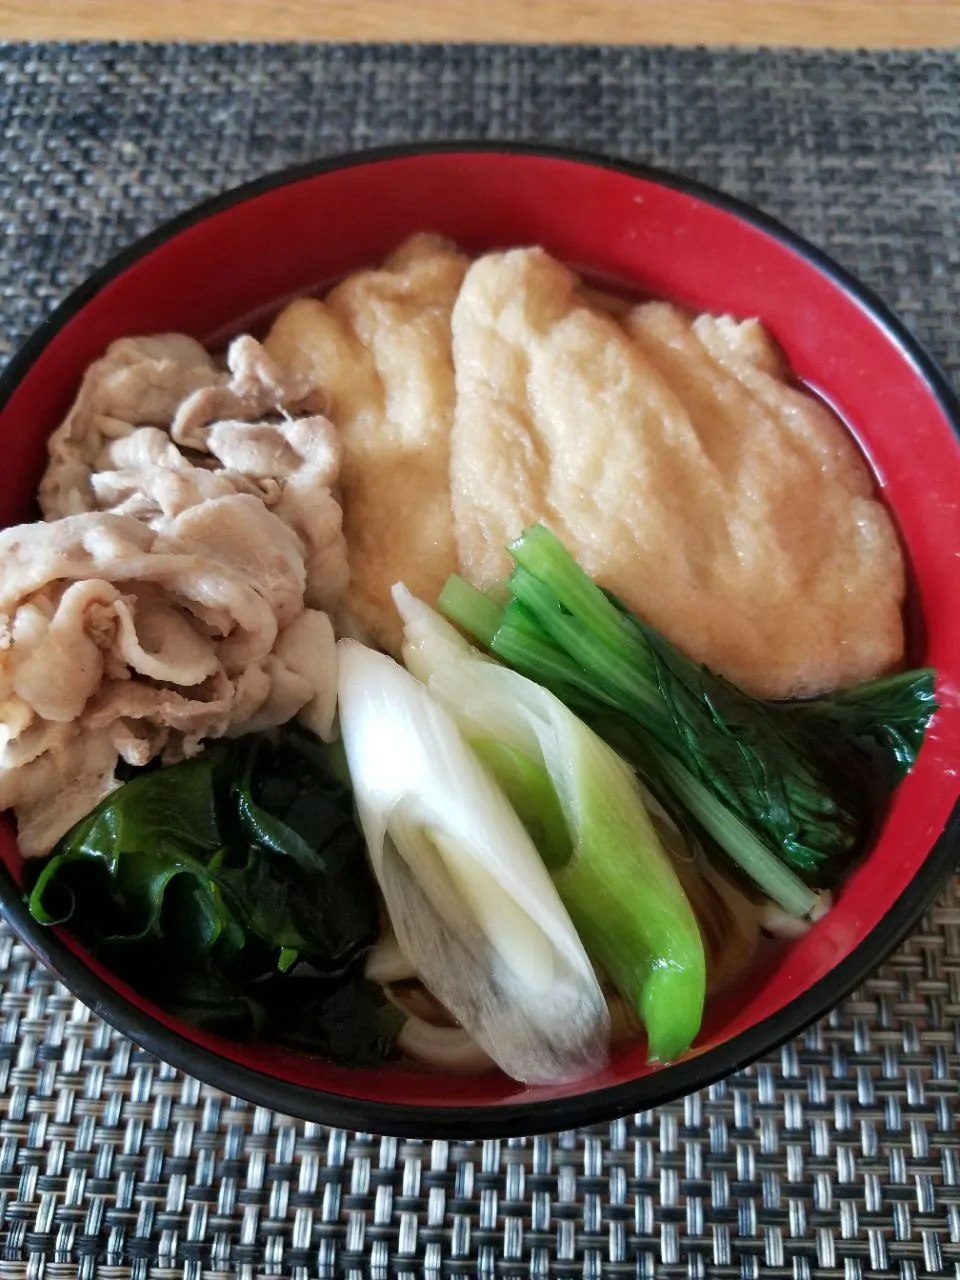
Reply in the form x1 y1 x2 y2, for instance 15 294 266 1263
25 728 390 1059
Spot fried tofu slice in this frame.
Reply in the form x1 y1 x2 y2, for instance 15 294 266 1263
449 247 904 698
266 234 469 653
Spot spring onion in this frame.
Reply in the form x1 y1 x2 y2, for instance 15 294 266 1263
396 587 706 1063
336 638 610 1084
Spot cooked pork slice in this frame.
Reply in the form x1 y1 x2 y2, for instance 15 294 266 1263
170 335 326 448
0 730 121 858
0 497 340 855
40 335 220 518
40 334 350 617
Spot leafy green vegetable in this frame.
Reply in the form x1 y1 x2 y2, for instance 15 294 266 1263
785 669 937 781
439 523 936 909
622 609 860 881
442 569 821 913
436 574 504 647
26 729 387 1060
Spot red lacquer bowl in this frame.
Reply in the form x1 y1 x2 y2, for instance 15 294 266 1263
0 145 957 1138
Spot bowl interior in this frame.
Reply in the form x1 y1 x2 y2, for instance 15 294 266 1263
1 148 958 1126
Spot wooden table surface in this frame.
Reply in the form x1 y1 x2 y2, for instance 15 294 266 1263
1 0 959 46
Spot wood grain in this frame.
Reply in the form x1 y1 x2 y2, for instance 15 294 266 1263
1 0 958 47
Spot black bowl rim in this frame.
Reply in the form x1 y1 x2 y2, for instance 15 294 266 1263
0 140 958 1140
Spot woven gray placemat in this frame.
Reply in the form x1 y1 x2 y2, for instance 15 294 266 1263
0 42 958 1277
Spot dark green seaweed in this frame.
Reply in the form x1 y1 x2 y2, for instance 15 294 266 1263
26 729 393 1061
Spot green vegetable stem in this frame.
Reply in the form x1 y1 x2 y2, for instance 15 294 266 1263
439 523 936 912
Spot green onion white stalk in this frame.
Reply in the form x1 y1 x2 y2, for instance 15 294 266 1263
336 638 610 1084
